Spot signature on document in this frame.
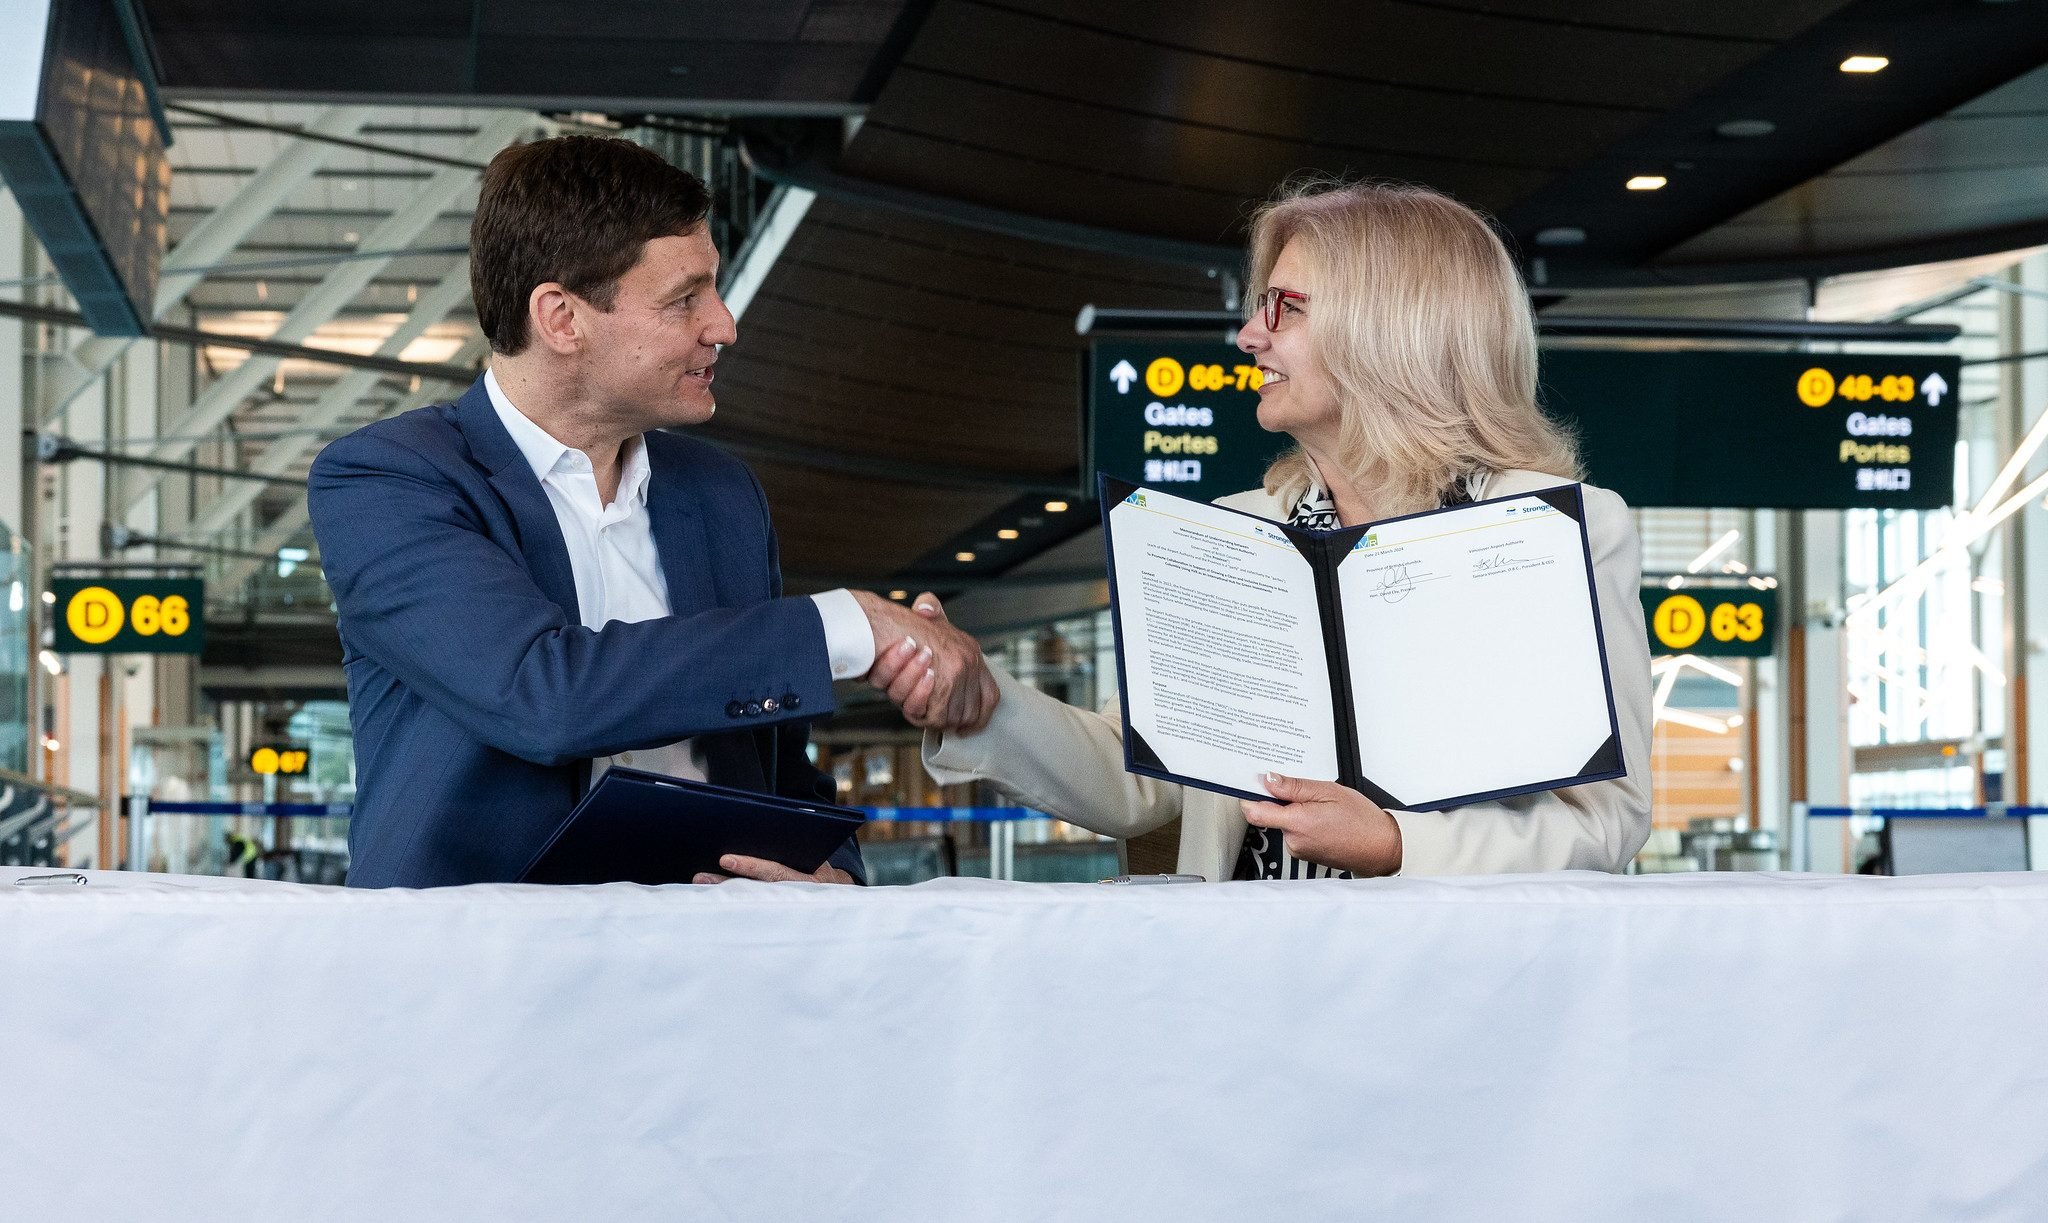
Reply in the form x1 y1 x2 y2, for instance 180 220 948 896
1370 563 1419 603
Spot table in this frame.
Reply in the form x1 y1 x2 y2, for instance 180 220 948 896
4 866 2044 1221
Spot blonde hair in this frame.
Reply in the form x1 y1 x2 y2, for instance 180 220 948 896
1247 179 1581 516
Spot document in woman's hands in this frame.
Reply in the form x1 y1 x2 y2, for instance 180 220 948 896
1100 477 1623 811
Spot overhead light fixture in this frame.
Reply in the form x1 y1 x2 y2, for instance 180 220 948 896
888 590 907 600
41 590 55 604
997 529 1020 540
1716 119 1776 139
341 230 360 244
1666 574 1686 590
1626 176 1668 192
955 551 976 563
1044 501 1069 513
38 649 61 676
1840 55 1889 73
1533 226 1587 247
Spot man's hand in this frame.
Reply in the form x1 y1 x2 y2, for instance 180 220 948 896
853 590 999 732
1240 773 1403 876
693 854 857 885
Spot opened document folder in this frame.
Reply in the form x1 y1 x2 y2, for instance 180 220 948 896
1100 475 1623 811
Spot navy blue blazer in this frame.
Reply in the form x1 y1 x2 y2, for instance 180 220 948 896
308 377 862 887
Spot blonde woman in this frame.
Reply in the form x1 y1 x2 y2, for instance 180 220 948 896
880 181 1653 879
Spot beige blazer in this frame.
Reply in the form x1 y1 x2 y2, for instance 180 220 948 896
924 469 1655 879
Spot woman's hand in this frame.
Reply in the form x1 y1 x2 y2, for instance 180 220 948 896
1241 773 1403 876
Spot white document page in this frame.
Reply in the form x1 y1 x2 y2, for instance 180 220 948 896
1336 492 1614 808
1107 492 1341 796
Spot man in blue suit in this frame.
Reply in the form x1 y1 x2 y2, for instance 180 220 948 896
310 136 995 888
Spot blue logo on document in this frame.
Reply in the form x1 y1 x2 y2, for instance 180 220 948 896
1125 491 1147 507
1354 533 1378 550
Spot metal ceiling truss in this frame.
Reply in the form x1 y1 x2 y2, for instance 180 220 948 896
46 105 379 427
122 110 534 520
183 261 474 540
211 333 493 594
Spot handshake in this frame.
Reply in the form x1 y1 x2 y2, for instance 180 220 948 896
852 590 999 733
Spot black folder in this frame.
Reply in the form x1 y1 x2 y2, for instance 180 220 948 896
517 767 868 885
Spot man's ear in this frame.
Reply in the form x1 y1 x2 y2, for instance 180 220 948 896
527 282 582 355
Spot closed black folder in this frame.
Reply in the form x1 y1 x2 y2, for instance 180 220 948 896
517 767 868 885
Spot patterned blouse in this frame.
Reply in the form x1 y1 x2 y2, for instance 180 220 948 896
1231 472 1478 881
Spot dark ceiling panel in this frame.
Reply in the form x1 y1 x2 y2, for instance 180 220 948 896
966 0 1810 107
747 457 1021 589
1663 63 2048 274
1397 0 1849 42
894 12 1653 167
474 0 820 41
835 0 1859 252
868 68 1561 208
141 0 921 107
708 198 1215 581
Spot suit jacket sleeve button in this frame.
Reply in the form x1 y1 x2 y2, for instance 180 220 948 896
745 701 763 717
725 700 745 718
782 692 801 711
761 697 780 713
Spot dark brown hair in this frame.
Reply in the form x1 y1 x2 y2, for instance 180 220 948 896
470 135 712 355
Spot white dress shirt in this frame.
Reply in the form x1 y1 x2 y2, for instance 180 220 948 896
485 370 874 782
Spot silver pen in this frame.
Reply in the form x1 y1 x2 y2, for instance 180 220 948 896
12 872 88 888
1099 874 1205 885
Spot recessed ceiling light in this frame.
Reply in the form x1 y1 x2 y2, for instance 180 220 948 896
1626 176 1668 192
888 590 907 600
1716 118 1777 139
955 551 976 563
341 231 360 243
1839 55 1889 73
997 528 1020 540
1534 226 1586 247
1043 500 1069 513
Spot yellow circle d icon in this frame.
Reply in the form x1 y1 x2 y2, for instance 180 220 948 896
65 586 125 645
1796 367 1836 408
1145 357 1185 398
1653 594 1707 650
250 748 280 776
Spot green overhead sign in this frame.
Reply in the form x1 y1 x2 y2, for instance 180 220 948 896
1640 584 1777 659
1087 343 1963 511
51 578 205 655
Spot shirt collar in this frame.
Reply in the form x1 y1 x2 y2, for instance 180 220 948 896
484 368 650 506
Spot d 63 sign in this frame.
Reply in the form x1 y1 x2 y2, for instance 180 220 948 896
1640 585 1775 658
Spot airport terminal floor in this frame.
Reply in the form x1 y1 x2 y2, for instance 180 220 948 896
3 1 2048 1218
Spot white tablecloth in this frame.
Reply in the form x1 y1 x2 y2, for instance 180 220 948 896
4 866 2045 1221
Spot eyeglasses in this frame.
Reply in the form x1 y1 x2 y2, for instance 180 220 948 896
1254 286 1309 331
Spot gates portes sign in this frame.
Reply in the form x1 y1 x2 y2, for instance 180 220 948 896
1088 342 1963 511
